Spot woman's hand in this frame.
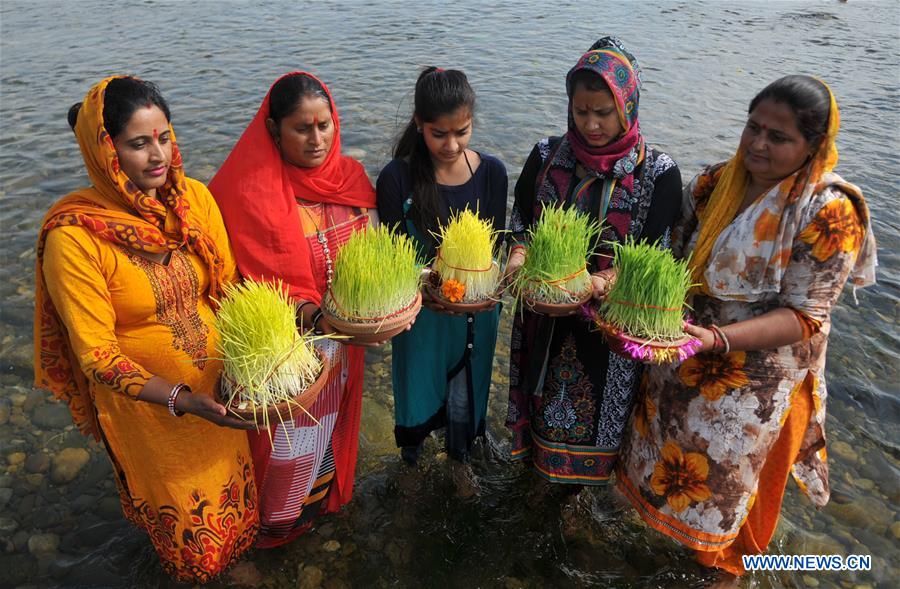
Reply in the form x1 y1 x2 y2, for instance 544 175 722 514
591 268 617 301
502 247 527 287
297 301 336 335
176 391 261 430
684 323 716 353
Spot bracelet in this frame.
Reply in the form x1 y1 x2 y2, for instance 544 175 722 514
311 308 325 335
710 324 731 354
167 383 189 417
710 326 723 352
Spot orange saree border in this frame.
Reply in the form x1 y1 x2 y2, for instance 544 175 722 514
616 471 740 551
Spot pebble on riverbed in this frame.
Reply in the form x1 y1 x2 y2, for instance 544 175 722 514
321 540 341 553
30 403 72 430
0 398 11 425
26 533 59 556
24 452 49 474
830 440 859 462
298 564 324 589
50 448 90 485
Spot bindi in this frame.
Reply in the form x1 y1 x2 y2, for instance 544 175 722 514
152 128 159 140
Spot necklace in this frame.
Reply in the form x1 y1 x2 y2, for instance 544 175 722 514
299 202 335 288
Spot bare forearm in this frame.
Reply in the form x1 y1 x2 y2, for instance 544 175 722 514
136 375 175 406
687 307 805 353
720 307 804 351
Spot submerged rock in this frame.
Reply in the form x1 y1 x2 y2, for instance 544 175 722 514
11 530 28 552
0 398 11 425
98 496 124 521
23 390 45 413
24 452 50 474
852 478 875 491
0 516 18 534
9 392 26 408
298 564 324 589
226 560 263 587
826 495 891 535
891 521 900 540
24 473 44 488
50 448 89 484
830 440 859 463
27 533 59 556
31 404 72 430
322 540 341 553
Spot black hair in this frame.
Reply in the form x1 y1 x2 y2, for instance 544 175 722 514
569 69 611 94
67 102 82 131
268 74 331 126
68 78 171 138
748 75 831 146
393 67 476 235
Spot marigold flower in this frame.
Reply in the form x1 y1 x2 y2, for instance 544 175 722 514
441 278 466 303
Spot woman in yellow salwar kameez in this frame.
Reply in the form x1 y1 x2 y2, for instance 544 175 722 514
33 76 259 583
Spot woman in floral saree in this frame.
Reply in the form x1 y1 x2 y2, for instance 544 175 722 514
618 75 877 578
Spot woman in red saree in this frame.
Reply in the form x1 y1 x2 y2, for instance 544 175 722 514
210 72 375 547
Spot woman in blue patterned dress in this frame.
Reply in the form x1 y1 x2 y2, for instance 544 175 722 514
505 37 682 485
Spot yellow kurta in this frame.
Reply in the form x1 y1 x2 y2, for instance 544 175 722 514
41 179 258 583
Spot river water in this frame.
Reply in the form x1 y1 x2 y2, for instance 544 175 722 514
0 1 897 587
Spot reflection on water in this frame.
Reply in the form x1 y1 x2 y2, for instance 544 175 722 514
1 1 897 587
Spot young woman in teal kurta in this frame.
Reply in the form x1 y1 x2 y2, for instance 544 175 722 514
376 67 508 463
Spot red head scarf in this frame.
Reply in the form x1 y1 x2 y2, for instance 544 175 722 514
209 72 375 305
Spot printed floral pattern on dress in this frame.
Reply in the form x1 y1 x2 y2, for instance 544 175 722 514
126 454 259 584
126 249 209 368
678 351 749 402
83 343 153 398
537 335 595 443
650 441 712 513
633 375 656 438
618 172 874 547
798 196 862 262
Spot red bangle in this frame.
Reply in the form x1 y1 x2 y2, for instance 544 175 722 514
510 245 526 256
